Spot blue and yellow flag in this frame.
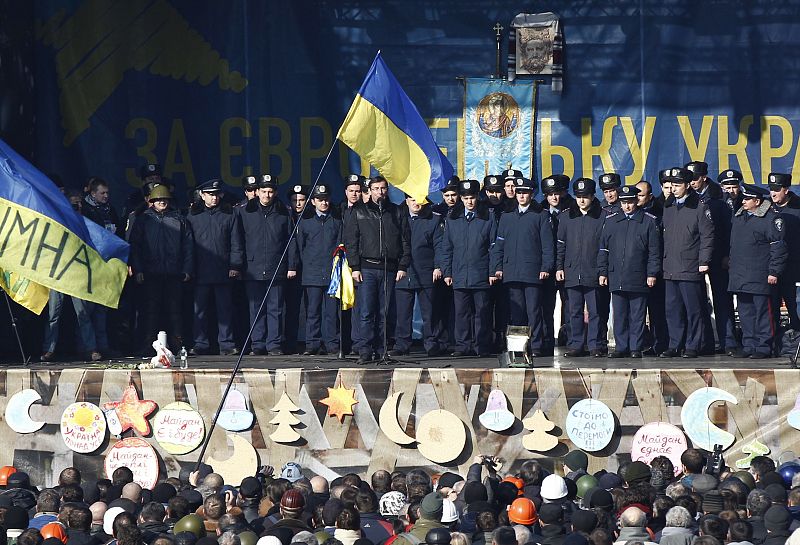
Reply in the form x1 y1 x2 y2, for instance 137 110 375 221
0 139 129 309
463 78 535 180
327 245 355 311
337 52 454 202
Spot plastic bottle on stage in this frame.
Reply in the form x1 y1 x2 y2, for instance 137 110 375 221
179 346 188 369
158 331 168 347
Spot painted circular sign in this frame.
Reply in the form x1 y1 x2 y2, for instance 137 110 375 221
631 422 687 476
153 401 205 455
105 437 159 489
565 399 615 452
61 402 107 453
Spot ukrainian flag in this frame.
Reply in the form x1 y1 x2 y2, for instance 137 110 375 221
337 52 454 202
0 139 129 310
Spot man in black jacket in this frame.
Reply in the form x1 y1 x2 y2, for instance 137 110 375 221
129 185 194 353
186 179 244 356
238 175 298 356
343 176 411 364
768 172 800 335
659 167 714 359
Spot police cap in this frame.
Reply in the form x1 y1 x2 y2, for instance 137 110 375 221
542 174 569 194
259 174 276 189
502 169 523 180
483 175 503 191
514 177 536 193
598 173 621 190
242 175 258 190
685 161 709 179
198 179 224 193
345 174 366 188
442 177 460 194
287 184 308 197
718 169 743 186
459 180 480 196
664 167 692 185
312 184 331 199
140 163 162 180
767 172 792 190
741 183 769 199
617 185 640 200
572 178 596 196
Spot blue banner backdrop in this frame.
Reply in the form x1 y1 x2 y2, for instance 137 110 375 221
31 1 800 206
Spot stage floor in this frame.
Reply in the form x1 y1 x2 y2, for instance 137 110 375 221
6 348 796 370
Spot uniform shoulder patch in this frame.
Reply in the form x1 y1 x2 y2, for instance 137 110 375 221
705 208 712 220
645 212 657 219
775 217 784 232
606 212 619 218
432 211 441 217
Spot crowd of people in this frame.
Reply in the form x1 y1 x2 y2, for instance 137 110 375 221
1 448 800 545
40 161 800 363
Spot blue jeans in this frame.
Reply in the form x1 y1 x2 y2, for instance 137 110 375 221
42 290 97 353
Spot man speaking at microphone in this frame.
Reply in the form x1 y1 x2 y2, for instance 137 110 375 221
344 176 412 364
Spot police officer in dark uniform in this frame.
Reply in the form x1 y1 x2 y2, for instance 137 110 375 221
340 174 366 354
729 184 787 358
502 169 522 202
186 179 244 356
239 175 299 356
433 176 461 349
540 174 573 354
636 180 668 354
686 161 733 355
719 170 744 213
598 186 662 358
392 195 445 356
283 184 309 353
237 175 259 207
483 174 509 350
556 178 605 357
599 173 622 214
655 168 674 209
659 167 715 359
129 185 194 353
768 172 800 333
296 184 342 355
442 180 497 357
491 177 554 357
343 176 411 364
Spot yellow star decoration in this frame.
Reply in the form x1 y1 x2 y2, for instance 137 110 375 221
102 385 157 436
319 382 358 423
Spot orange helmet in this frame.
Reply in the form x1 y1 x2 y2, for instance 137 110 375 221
41 523 68 544
0 466 17 487
503 476 525 496
508 497 537 526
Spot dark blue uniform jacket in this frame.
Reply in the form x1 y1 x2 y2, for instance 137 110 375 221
186 202 244 284
598 209 661 293
729 199 787 295
295 207 343 287
441 203 496 289
238 198 298 282
661 192 714 282
396 204 443 290
556 199 605 288
130 207 194 277
490 201 554 284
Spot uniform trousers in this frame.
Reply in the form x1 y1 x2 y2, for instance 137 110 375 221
541 278 568 352
772 274 800 332
283 277 304 352
356 268 396 357
611 291 648 353
646 278 669 353
304 286 339 352
143 274 183 349
737 292 774 356
565 286 602 351
453 288 491 354
490 281 508 348
708 267 738 351
597 286 611 349
245 281 284 351
507 282 544 351
394 287 439 352
193 283 235 351
665 280 705 352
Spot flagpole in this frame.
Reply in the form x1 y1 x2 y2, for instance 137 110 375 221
194 136 341 471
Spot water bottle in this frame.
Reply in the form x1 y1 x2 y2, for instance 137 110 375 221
179 346 188 369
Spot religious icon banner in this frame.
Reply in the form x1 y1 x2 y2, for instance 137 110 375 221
463 78 535 181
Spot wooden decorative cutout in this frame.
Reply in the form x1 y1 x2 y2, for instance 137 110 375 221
319 381 358 423
479 389 515 432
5 389 45 434
565 398 615 452
379 392 416 445
680 387 738 451
735 440 770 469
153 401 205 455
417 409 467 464
269 393 301 443
101 385 157 436
105 437 159 489
61 402 106 453
522 409 559 452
